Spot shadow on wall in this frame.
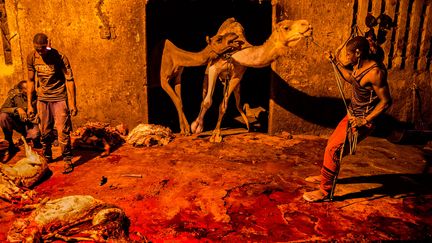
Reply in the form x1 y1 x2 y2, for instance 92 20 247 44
270 70 426 142
271 70 347 129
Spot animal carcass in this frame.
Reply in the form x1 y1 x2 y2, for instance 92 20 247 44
7 195 130 242
72 122 128 156
0 137 49 202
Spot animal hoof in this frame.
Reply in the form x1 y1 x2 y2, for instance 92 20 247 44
191 121 203 134
183 126 191 136
209 133 223 143
180 130 191 136
191 121 198 134
185 129 191 136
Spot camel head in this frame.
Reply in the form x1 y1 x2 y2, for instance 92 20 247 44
274 19 313 47
205 32 239 56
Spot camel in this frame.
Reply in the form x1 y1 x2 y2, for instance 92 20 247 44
157 20 240 135
191 19 313 142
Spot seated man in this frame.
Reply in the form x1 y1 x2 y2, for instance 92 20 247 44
0 80 40 162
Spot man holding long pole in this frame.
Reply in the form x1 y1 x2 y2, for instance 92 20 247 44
303 36 392 202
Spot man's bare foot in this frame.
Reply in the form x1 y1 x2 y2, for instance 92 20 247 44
303 190 329 202
305 175 321 184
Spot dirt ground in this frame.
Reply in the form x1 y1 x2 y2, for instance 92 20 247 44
0 130 431 241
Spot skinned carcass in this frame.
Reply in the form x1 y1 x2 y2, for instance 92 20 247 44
7 195 131 242
71 122 128 156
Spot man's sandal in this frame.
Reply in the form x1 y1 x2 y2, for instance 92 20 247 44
62 161 74 174
303 190 329 202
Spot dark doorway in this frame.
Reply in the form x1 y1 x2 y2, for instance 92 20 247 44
146 0 272 133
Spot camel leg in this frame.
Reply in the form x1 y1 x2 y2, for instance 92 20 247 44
233 84 250 131
210 75 242 143
161 75 189 136
202 64 210 99
173 68 191 135
192 65 218 134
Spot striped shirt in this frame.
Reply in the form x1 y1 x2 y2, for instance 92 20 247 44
349 64 380 118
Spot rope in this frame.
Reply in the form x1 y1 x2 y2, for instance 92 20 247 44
221 54 233 109
335 25 363 61
330 61 351 113
307 33 364 200
309 36 360 200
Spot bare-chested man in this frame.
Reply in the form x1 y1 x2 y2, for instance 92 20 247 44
303 36 392 202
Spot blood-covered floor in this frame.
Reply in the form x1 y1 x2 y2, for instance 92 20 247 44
0 131 431 241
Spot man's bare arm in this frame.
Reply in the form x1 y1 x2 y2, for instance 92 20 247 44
27 70 36 115
334 63 354 84
325 51 353 84
66 81 77 116
365 69 392 123
61 54 78 116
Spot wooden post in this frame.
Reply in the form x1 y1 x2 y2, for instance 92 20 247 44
392 0 410 69
382 0 397 67
404 0 423 70
372 0 383 17
142 1 149 124
418 2 432 70
0 0 12 65
269 0 278 134
357 0 370 33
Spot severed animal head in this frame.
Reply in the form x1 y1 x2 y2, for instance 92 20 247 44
275 19 313 47
206 32 239 56
7 195 131 242
127 123 174 147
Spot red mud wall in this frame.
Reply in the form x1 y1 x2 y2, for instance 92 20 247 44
269 0 432 136
0 0 148 129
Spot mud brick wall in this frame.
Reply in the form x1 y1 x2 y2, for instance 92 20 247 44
0 0 431 136
270 0 432 136
0 0 148 129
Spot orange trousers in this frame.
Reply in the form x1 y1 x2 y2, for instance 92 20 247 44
320 115 373 194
